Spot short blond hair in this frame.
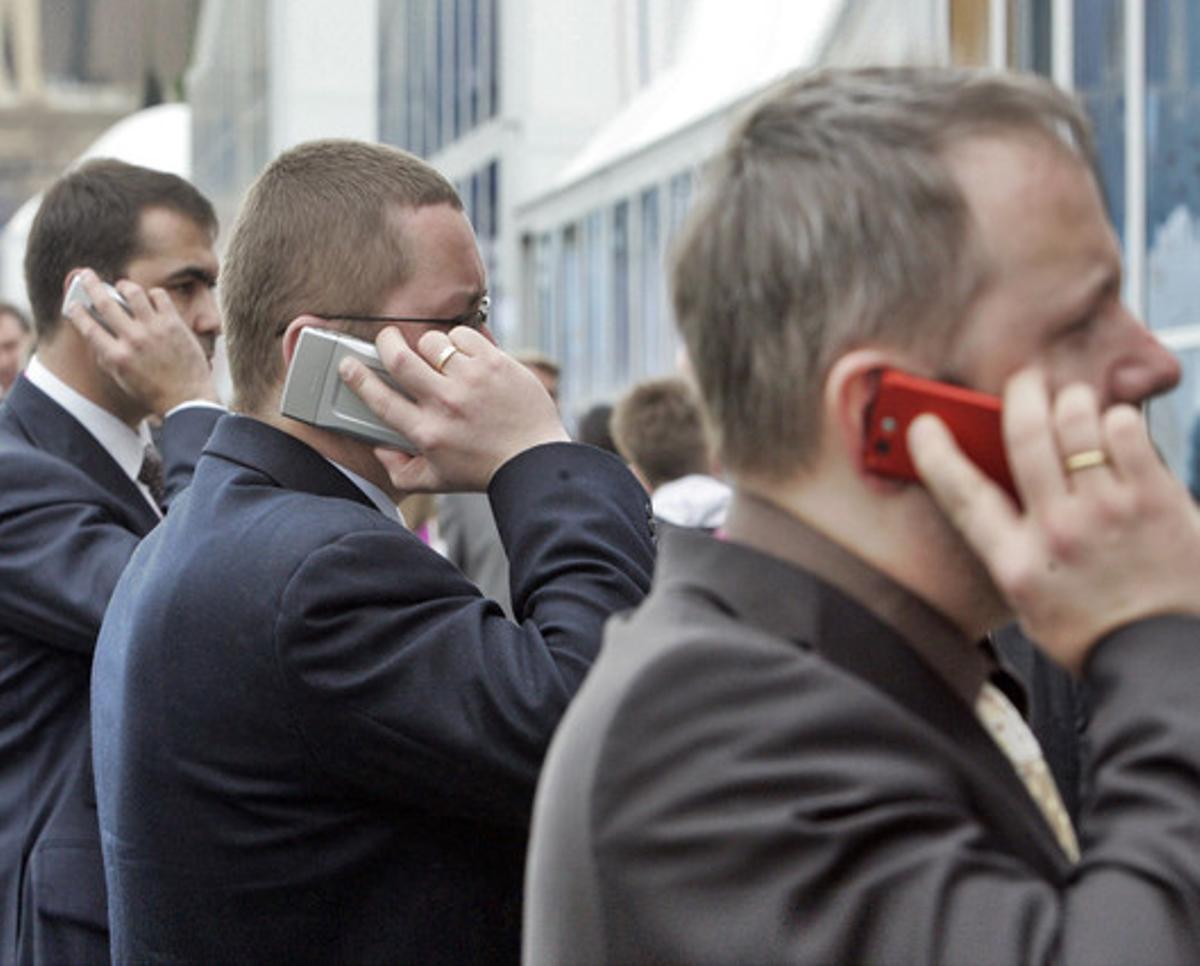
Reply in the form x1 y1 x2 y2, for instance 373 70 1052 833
672 66 1096 478
221 139 462 413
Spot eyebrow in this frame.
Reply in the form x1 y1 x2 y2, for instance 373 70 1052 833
163 266 218 287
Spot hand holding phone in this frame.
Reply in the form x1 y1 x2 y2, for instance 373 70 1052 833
281 326 416 451
863 369 1017 502
62 274 131 336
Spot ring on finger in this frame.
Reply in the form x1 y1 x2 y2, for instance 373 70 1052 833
434 343 460 374
1063 448 1108 474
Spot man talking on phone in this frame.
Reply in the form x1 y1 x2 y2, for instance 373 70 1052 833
524 68 1200 964
0 159 222 964
91 140 654 963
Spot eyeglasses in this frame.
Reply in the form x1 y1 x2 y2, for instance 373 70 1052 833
274 296 489 337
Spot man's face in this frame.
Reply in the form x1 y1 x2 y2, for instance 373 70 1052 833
372 204 489 350
123 206 221 364
943 135 1180 406
0 311 29 393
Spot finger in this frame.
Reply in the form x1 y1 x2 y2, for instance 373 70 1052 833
1052 383 1116 499
373 447 438 493
374 328 442 398
416 329 472 378
339 356 423 438
446 325 492 355
1001 367 1066 507
909 412 1021 553
65 301 117 347
115 279 154 323
1103 403 1162 488
80 272 134 337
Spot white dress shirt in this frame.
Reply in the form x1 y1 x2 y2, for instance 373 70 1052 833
328 459 404 525
24 355 163 515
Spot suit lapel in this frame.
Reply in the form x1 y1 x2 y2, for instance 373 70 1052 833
2 377 159 534
657 528 1072 879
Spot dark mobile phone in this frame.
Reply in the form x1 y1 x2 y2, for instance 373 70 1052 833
863 369 1017 501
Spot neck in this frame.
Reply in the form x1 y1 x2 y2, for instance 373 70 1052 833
256 403 406 503
37 330 144 428
736 461 1010 643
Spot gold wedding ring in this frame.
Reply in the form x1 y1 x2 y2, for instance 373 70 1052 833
434 344 460 373
1063 448 1108 473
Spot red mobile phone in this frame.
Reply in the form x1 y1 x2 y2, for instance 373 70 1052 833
863 369 1017 501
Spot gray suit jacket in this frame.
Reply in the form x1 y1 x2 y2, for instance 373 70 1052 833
525 506 1200 964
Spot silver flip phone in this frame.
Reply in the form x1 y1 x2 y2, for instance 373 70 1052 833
280 327 416 451
62 275 132 335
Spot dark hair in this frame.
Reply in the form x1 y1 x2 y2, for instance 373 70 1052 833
612 378 709 488
24 158 217 341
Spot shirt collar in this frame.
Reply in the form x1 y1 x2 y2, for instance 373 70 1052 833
721 489 998 706
24 354 152 487
326 459 404 524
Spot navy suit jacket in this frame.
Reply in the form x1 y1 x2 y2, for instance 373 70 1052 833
0 376 219 965
92 415 655 964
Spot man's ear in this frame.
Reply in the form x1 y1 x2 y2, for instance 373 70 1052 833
822 348 914 475
279 316 323 370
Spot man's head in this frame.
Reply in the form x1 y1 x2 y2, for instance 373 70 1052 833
0 303 31 394
221 139 479 415
673 66 1178 483
612 377 710 491
25 159 220 358
673 66 1181 634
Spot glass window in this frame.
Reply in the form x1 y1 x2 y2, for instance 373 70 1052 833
639 187 663 377
1008 0 1051 74
559 226 583 413
1074 0 1126 241
536 232 555 357
586 211 608 397
612 200 631 384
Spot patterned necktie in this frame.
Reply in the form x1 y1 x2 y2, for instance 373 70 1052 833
138 442 166 508
975 681 1080 862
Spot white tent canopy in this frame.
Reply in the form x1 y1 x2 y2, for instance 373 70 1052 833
1 102 191 310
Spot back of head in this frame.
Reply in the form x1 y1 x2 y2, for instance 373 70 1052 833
220 139 463 414
672 66 1095 480
24 158 216 342
611 377 710 489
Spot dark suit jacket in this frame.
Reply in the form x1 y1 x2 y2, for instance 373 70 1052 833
92 415 655 965
525 511 1200 964
0 375 219 965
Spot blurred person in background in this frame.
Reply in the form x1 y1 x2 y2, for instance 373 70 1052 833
438 349 564 616
0 159 222 965
576 401 619 455
524 67 1200 964
611 376 730 530
0 303 33 398
91 139 653 964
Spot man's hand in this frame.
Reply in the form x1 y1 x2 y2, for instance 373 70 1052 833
909 366 1200 674
339 325 570 492
66 270 218 416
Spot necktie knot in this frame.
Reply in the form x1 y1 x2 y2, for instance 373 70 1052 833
138 442 166 507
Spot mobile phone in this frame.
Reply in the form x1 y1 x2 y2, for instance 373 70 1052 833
61 274 131 336
863 369 1017 501
280 326 416 451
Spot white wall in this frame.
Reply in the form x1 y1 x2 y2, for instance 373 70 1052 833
267 0 379 154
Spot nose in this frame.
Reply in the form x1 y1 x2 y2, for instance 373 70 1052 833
191 287 222 337
1110 320 1182 406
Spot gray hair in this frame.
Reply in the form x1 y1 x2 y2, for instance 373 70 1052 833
671 66 1097 478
